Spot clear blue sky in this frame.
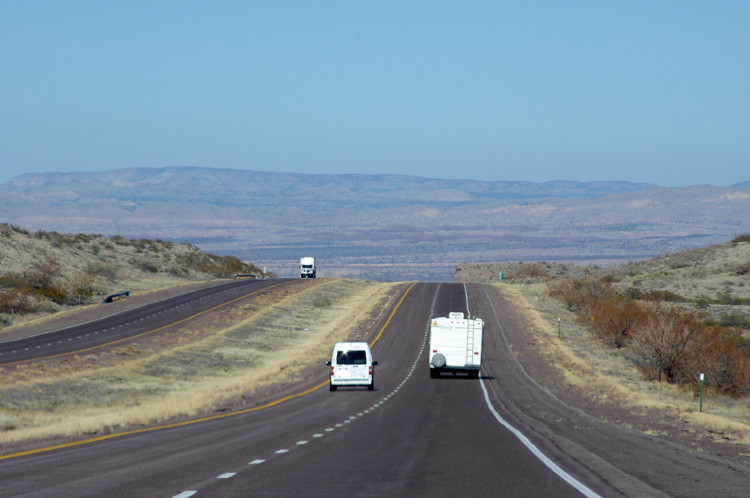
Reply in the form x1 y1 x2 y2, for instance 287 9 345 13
2 1 748 187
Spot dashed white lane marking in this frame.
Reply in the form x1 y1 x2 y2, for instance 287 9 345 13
172 492 197 498
217 473 236 479
172 282 430 497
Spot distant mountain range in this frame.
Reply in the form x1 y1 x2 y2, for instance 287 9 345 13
2 167 749 281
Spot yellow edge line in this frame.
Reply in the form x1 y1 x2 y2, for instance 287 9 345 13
369 282 417 348
0 281 287 368
0 281 417 461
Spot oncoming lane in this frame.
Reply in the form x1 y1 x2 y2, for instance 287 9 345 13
0 278 292 365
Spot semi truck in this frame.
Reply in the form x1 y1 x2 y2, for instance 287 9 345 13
300 257 316 278
428 312 483 378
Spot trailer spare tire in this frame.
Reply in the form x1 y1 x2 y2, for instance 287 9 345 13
431 353 446 368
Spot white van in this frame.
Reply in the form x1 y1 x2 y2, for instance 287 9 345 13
326 342 378 391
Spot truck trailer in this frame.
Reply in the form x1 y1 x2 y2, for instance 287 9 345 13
300 257 316 278
428 312 483 378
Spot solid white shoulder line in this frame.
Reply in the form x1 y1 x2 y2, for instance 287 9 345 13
478 378 602 498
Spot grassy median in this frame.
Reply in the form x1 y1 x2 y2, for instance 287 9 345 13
0 279 404 448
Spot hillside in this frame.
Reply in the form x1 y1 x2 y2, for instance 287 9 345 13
0 224 265 327
456 235 750 327
2 167 749 280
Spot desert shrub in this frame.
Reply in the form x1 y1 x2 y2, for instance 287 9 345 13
313 295 333 308
0 289 39 314
551 278 615 312
588 296 648 348
83 260 120 282
682 326 750 397
0 272 28 290
715 313 750 330
512 263 551 280
167 266 190 278
715 293 750 306
622 286 644 300
175 251 258 278
731 234 750 245
643 289 687 303
630 305 700 383
132 258 160 273
694 295 712 309
32 284 68 305
69 273 95 300
24 258 60 290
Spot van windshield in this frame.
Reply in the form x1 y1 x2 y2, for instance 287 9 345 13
337 350 367 365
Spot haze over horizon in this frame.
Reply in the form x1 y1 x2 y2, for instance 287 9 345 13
2 2 748 188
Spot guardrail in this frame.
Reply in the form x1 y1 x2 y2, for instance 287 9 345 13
102 291 131 303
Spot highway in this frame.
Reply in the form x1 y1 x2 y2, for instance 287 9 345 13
2 282 750 497
0 278 292 365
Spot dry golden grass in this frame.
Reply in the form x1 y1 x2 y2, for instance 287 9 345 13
0 278 403 446
497 282 750 446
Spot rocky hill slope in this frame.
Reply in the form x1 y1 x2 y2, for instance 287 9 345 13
457 234 750 330
0 224 264 326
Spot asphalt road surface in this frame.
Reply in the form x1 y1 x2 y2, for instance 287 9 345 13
2 282 750 497
0 278 291 365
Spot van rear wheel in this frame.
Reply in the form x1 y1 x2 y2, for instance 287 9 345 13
329 383 337 391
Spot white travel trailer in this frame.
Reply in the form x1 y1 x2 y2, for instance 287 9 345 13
326 342 378 391
429 312 483 378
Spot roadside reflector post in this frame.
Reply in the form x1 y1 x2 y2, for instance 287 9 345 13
498 272 502 281
558 318 561 339
699 373 705 412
